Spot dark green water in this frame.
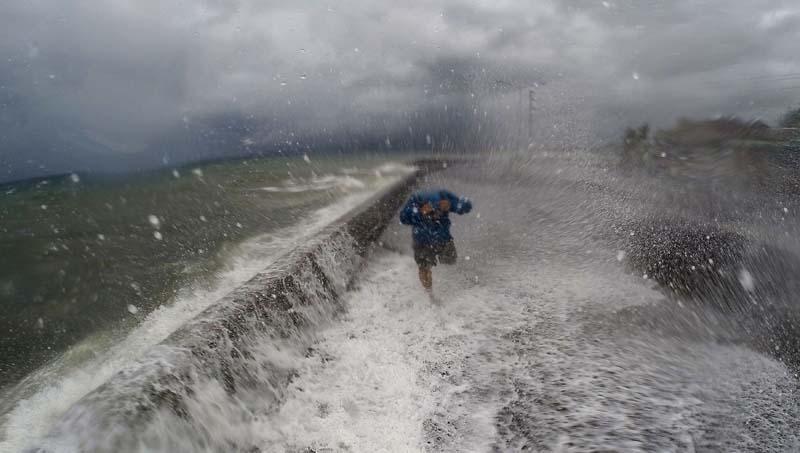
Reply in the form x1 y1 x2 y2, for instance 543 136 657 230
0 153 412 387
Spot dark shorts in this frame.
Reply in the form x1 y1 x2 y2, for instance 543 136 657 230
413 241 457 268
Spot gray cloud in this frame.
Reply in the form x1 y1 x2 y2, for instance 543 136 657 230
1 0 799 180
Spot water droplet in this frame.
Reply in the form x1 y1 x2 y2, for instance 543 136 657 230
303 154 311 163
154 231 163 240
632 72 640 80
127 304 139 314
739 269 755 291
97 234 106 241
299 74 307 80
616 250 626 262
70 173 80 183
148 215 161 228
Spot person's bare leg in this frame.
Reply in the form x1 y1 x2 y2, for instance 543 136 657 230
418 267 433 292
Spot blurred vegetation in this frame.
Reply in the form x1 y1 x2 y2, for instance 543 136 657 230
780 106 800 129
619 106 800 189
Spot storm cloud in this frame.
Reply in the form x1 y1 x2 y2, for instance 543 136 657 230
1 0 799 180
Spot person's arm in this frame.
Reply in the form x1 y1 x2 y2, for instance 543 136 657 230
442 191 472 215
400 196 424 225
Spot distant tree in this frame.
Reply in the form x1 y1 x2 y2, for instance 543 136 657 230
624 123 649 147
621 123 651 171
637 123 650 141
624 127 637 146
780 107 800 128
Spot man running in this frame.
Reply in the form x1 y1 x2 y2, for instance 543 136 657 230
399 189 473 294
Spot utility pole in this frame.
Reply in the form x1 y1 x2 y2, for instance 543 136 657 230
518 88 524 147
493 79 538 148
528 89 535 140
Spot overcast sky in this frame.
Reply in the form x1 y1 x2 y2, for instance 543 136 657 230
2 0 800 180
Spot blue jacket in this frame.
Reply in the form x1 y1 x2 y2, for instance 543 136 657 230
400 189 472 245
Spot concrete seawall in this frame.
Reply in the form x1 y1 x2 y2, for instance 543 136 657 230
30 159 449 452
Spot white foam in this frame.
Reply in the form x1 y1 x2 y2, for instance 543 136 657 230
260 163 416 194
376 162 416 174
261 174 367 193
254 252 504 452
0 164 411 451
256 253 434 452
249 247 799 452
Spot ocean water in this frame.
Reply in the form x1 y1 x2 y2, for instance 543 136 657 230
0 153 416 450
